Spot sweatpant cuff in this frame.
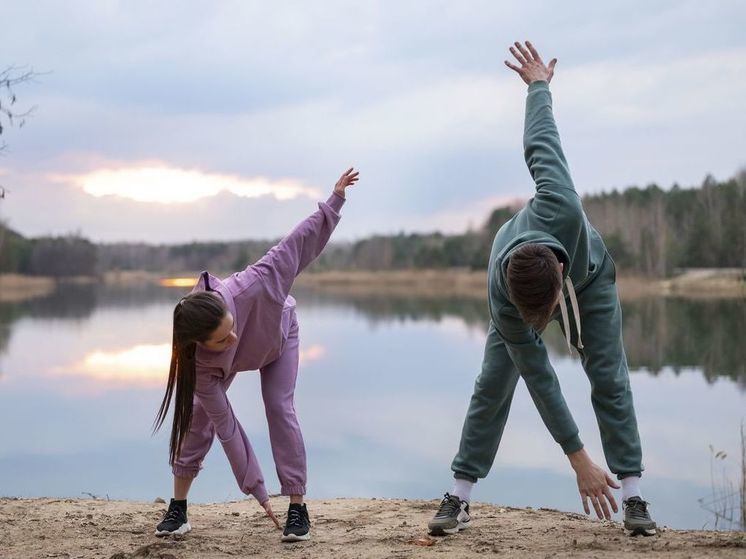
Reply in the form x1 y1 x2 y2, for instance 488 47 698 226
281 485 306 496
251 483 269 505
172 465 200 479
617 472 642 480
560 435 584 455
453 471 478 483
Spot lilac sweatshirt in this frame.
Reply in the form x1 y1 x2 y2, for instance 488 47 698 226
173 191 345 503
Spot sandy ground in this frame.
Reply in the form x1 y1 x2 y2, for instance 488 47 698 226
1 497 744 559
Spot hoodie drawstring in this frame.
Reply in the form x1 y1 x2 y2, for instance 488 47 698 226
558 277 583 352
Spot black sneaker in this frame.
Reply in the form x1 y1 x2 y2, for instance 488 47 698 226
428 493 471 536
155 499 191 536
623 496 656 536
282 503 310 542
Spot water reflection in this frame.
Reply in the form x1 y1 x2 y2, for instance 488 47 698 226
51 344 172 387
0 281 175 331
0 282 177 380
0 283 326 390
295 288 490 330
1 284 746 389
295 288 746 389
620 298 746 388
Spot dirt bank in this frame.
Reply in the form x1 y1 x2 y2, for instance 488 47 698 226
1 497 743 559
295 268 746 299
2 268 743 304
0 274 55 303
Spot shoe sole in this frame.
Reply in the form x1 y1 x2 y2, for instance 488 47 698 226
154 522 192 537
626 526 656 537
281 532 311 542
428 520 471 536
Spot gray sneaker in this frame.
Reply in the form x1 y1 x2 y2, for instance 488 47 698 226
428 493 471 536
623 497 657 536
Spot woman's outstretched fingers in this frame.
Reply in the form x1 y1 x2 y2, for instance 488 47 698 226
262 500 282 530
335 167 360 195
346 169 359 184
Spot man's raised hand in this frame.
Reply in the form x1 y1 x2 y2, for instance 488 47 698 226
504 41 557 85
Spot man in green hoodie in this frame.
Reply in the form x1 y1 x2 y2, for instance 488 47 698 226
428 41 656 537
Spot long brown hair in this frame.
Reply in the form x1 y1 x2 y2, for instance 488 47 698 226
153 291 226 466
506 243 562 331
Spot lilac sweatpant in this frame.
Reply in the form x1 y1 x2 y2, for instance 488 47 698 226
173 311 307 496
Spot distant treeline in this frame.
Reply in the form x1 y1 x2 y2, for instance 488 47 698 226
1 171 744 278
0 227 97 277
584 171 746 276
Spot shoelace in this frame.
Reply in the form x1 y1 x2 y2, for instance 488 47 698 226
436 494 461 517
286 508 304 527
625 499 650 519
163 507 183 522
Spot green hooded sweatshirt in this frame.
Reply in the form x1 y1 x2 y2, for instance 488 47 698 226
486 80 609 454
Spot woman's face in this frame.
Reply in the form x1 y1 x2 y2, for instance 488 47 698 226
200 311 237 351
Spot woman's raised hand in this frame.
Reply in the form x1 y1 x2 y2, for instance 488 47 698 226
504 41 557 85
334 167 360 197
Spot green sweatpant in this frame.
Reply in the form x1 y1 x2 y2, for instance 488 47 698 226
451 254 643 482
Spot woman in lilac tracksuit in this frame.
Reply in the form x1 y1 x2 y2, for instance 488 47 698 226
153 168 359 542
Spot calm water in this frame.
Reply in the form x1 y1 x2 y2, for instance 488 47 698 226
0 281 744 531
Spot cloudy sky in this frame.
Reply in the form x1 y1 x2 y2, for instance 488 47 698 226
1 0 744 243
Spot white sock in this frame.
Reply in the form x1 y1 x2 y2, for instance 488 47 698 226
621 476 642 501
451 479 474 503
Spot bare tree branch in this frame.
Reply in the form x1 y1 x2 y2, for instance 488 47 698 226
0 66 43 153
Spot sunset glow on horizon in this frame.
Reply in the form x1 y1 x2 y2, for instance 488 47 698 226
56 165 322 205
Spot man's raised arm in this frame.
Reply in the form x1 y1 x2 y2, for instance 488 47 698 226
505 41 575 193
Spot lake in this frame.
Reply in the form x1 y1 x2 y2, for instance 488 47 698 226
0 280 744 531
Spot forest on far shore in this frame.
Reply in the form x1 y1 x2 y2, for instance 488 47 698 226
1 171 744 279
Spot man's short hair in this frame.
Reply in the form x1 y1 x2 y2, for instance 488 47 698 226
506 243 562 331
